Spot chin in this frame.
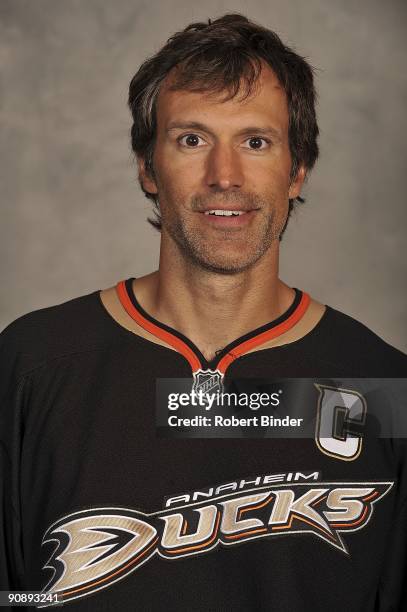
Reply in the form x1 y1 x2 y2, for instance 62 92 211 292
167 220 276 273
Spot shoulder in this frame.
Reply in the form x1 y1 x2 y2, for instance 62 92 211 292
0 286 124 379
311 305 407 375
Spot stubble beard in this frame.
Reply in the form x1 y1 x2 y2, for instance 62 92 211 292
161 191 287 275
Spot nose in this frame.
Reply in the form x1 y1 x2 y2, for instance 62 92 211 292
204 143 244 190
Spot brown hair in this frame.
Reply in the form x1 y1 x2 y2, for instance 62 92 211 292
128 13 319 232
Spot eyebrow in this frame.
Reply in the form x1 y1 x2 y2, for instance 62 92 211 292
166 121 282 142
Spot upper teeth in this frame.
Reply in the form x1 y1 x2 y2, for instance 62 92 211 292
204 210 246 216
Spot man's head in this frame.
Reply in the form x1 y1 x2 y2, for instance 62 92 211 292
128 14 319 273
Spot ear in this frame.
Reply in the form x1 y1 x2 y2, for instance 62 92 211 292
288 164 306 200
137 156 158 195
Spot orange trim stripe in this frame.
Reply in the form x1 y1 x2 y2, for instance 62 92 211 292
331 505 369 529
225 527 267 540
116 280 201 372
116 280 311 376
217 292 311 374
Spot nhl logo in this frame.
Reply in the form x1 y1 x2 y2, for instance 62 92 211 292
192 369 224 396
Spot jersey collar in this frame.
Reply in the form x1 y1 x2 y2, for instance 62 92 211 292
116 278 311 376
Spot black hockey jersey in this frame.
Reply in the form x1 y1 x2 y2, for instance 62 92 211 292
0 278 406 611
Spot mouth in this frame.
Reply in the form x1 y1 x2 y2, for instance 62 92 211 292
198 207 259 228
203 209 248 217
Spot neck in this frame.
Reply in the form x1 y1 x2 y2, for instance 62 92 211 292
134 235 295 362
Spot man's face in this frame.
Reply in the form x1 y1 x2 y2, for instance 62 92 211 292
139 63 305 274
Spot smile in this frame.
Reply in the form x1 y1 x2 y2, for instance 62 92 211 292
204 210 247 216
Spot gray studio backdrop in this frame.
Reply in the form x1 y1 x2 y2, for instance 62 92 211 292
1 0 406 351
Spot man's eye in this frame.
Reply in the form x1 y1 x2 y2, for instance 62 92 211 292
178 134 205 147
243 137 270 150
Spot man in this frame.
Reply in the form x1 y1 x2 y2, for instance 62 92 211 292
1 14 406 611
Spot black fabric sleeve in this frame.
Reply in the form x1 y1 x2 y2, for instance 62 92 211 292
0 326 26 592
375 440 407 611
